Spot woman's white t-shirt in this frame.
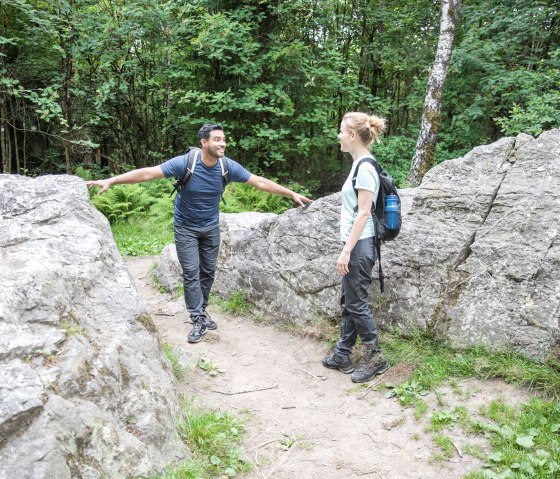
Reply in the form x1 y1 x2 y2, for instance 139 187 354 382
340 156 380 242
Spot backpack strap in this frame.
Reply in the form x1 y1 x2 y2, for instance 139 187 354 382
169 147 199 197
218 157 230 204
351 157 381 212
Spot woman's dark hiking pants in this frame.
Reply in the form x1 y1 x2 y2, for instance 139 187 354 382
333 236 381 359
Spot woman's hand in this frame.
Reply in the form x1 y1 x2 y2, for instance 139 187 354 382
336 249 351 276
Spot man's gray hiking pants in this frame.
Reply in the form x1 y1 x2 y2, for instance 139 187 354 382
174 222 220 321
333 236 381 358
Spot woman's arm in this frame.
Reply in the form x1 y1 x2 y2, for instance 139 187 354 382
336 188 373 276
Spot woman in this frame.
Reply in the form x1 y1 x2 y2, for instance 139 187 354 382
322 112 389 383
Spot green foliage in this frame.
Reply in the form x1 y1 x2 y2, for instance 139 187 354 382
91 185 155 224
4 0 558 186
373 136 416 188
385 380 430 406
111 217 174 256
220 292 249 316
380 330 560 400
464 398 560 478
176 401 250 478
153 400 249 479
444 0 560 151
161 341 187 380
381 329 560 476
86 179 174 256
221 181 311 214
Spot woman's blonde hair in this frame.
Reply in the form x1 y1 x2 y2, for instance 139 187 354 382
342 112 386 145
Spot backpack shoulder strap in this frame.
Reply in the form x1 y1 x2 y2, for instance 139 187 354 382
218 157 230 188
218 157 230 204
351 156 380 211
169 147 199 197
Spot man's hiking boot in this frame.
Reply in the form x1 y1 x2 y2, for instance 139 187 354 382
322 354 354 374
351 350 389 383
202 309 217 330
188 320 208 343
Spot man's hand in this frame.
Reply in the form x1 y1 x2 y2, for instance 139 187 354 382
291 192 313 208
85 179 112 195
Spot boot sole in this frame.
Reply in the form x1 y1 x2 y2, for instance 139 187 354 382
322 360 354 374
187 329 208 343
351 362 389 383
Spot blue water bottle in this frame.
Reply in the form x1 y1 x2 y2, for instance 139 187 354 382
385 194 399 230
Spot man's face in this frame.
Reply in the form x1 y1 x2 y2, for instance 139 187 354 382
201 129 226 158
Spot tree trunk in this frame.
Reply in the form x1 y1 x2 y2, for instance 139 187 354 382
0 94 10 174
407 0 461 186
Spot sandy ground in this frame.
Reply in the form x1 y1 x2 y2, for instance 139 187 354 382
126 256 531 479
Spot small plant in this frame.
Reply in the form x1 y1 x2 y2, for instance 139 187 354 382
221 291 248 315
463 443 486 460
161 341 187 380
280 435 301 451
385 380 429 406
176 400 250 478
197 356 217 374
429 410 462 431
433 434 455 458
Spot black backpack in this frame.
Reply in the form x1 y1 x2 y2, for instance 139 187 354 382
169 146 230 202
352 156 402 292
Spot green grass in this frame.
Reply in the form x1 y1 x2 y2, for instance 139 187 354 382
161 341 187 380
220 291 248 315
464 398 560 478
153 400 250 479
379 330 560 478
433 433 455 460
380 330 560 400
112 216 174 256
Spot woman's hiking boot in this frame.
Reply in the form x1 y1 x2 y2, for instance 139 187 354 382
188 319 208 343
322 354 354 374
351 349 388 383
202 309 217 330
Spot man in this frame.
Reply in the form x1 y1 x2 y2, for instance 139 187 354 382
86 124 311 343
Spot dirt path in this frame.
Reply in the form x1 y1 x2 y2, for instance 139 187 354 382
126 256 531 479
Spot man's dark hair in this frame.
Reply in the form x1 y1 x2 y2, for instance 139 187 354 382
198 123 223 142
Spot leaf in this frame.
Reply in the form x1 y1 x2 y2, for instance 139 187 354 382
224 467 236 477
210 455 221 465
488 452 503 462
499 425 514 439
516 435 534 449
551 424 560 433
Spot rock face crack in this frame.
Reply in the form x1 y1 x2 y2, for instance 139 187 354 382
451 141 514 271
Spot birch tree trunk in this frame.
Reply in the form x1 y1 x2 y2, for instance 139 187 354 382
407 0 461 186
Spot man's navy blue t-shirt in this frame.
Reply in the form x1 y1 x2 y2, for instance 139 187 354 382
160 151 251 227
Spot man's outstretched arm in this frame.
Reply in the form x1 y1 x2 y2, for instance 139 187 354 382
85 166 165 194
245 175 312 207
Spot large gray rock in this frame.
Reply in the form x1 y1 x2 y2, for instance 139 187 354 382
155 131 560 360
0 175 188 479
